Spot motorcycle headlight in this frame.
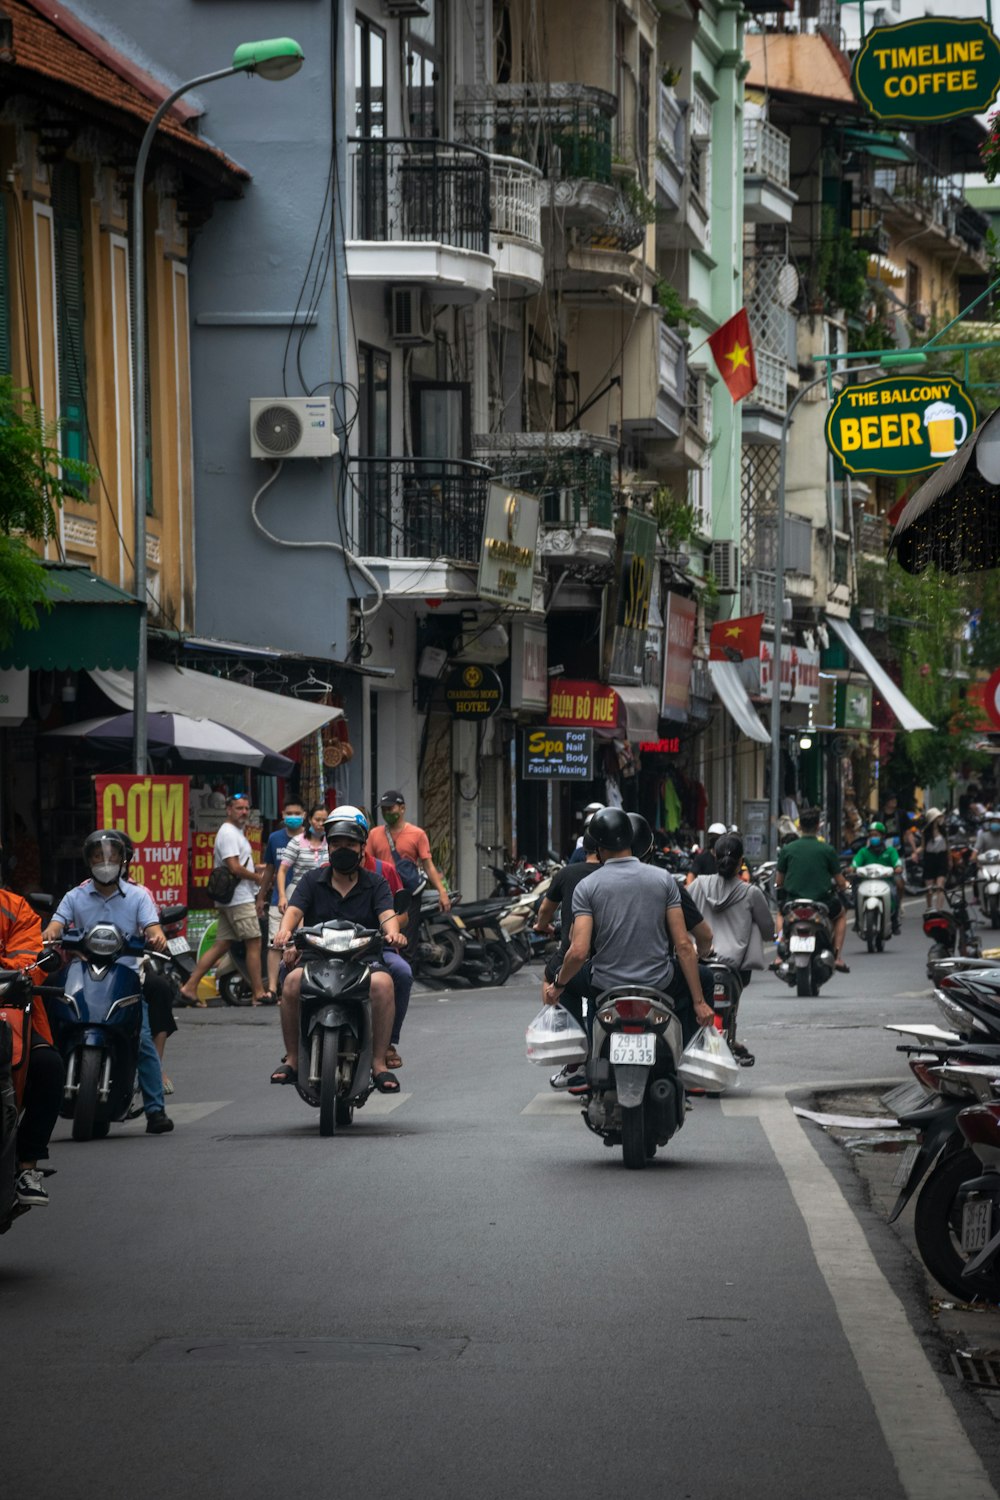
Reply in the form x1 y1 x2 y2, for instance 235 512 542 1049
86 924 124 957
934 990 980 1035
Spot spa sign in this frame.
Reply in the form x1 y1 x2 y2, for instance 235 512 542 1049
852 18 1000 123
825 375 977 477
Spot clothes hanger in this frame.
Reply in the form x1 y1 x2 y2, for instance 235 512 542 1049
292 669 334 697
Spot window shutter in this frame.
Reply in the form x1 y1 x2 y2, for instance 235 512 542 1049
52 163 87 470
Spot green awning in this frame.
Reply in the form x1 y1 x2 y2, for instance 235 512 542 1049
0 562 142 671
843 130 914 164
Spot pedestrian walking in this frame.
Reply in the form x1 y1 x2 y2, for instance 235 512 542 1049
922 808 949 911
277 803 330 913
367 790 451 910
179 794 267 1006
256 801 305 1001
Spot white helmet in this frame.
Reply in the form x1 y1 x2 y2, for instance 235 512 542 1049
707 822 727 837
323 805 369 843
583 802 605 816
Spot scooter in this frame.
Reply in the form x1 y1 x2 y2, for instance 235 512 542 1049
853 863 896 952
409 890 469 983
451 895 515 987
578 984 687 1170
290 919 381 1137
924 884 981 977
707 960 753 1067
141 902 196 1002
47 924 147 1141
976 849 1000 929
775 899 836 997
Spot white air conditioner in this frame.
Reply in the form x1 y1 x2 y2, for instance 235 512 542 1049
250 398 336 460
390 285 434 345
709 540 739 595
455 624 510 666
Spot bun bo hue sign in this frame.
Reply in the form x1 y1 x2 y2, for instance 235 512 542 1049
548 679 619 730
853 18 1000 123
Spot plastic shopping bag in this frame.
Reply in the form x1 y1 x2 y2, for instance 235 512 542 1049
677 1023 742 1092
525 1003 588 1067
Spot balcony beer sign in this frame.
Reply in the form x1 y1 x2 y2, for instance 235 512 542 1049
825 375 977 477
852 18 1000 123
477 484 540 610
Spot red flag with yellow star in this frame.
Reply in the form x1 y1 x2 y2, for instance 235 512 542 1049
709 613 764 664
707 309 757 402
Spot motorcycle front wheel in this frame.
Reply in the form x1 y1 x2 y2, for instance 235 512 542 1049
865 912 877 954
72 1047 103 1142
319 1027 341 1137
468 940 513 988
913 1148 1000 1302
621 1102 648 1170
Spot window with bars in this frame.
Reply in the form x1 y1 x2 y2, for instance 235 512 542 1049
51 162 87 478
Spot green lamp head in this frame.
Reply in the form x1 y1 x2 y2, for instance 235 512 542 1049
232 37 304 82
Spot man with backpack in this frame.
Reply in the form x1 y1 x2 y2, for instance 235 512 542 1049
367 791 451 912
178 794 267 1006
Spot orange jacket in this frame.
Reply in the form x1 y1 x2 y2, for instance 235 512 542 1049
0 890 51 1044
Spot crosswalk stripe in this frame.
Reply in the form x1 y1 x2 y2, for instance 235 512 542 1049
520 1092 582 1116
358 1091 412 1115
119 1100 233 1126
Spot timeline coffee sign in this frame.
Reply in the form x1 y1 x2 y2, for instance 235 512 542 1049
443 664 502 719
521 727 594 781
853 18 1000 123
826 375 976 476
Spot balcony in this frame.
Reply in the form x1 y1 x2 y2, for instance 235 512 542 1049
857 512 886 555
743 119 796 225
349 456 492 596
852 204 889 256
742 349 788 443
656 82 685 215
472 430 617 570
489 154 544 291
874 158 990 274
346 138 494 303
622 319 687 445
743 567 776 623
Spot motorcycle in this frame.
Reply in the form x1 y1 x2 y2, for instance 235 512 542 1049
290 919 383 1136
852 863 896 953
578 983 687 1170
924 885 981 978
707 960 753 1067
142 902 196 1002
408 891 469 983
451 895 515 987
775 899 836 997
47 924 148 1141
976 849 1000 929
501 879 554 966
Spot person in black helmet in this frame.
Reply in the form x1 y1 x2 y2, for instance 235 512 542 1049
544 807 714 1043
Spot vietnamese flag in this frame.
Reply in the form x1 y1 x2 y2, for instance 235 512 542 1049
709 613 764 664
708 309 757 402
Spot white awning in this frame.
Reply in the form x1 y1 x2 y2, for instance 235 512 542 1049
89 663 341 752
708 661 770 744
824 617 933 732
616 685 660 742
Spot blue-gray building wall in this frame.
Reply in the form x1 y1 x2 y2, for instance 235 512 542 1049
69 1 354 662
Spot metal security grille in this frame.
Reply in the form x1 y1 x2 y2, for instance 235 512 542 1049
744 246 790 359
740 444 781 616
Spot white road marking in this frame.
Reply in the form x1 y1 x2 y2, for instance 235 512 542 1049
520 1092 581 1116
120 1101 233 1127
725 1093 998 1500
359 1091 411 1115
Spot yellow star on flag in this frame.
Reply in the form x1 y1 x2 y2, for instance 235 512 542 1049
726 342 750 371
724 625 743 638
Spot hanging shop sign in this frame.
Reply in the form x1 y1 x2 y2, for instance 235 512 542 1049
838 681 873 731
607 510 658 686
758 642 820 704
548 678 619 730
510 618 548 712
852 18 1000 124
94 774 190 913
477 485 540 610
444 663 503 719
660 593 697 722
521 726 594 780
825 375 977 476
639 738 681 754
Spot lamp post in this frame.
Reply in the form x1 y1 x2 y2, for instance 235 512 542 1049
131 38 303 774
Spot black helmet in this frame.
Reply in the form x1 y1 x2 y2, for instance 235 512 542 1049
582 829 598 854
588 807 634 853
83 829 128 863
627 813 654 862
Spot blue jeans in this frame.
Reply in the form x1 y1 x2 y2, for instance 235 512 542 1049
137 999 165 1116
381 952 414 1046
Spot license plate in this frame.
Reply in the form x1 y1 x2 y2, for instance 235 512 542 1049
892 1143 919 1188
166 936 191 956
609 1033 656 1067
961 1198 992 1253
789 934 815 953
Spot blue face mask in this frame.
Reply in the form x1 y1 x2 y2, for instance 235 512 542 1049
870 838 883 849
284 815 304 831
991 824 1000 834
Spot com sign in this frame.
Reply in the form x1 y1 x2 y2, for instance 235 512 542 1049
825 375 977 477
853 17 1000 123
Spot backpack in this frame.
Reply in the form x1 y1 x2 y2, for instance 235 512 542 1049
383 827 423 893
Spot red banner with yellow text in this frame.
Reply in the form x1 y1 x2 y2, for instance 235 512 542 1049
94 775 190 912
548 679 619 731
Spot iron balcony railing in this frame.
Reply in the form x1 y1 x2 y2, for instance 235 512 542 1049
833 538 851 589
750 349 787 415
454 82 616 186
473 432 615 531
744 567 776 623
743 118 791 190
349 138 490 254
489 153 542 246
349 457 492 563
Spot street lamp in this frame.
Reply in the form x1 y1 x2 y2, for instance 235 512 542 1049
131 38 304 773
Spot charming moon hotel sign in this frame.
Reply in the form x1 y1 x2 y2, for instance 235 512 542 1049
825 375 977 477
852 18 1000 123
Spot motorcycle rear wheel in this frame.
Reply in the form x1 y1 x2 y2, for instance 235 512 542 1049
468 940 513 988
913 1148 1000 1302
621 1102 648 1170
220 972 253 1007
795 966 812 998
72 1048 102 1142
415 930 464 982
319 1027 341 1138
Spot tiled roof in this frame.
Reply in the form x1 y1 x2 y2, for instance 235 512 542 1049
744 31 857 108
0 0 248 189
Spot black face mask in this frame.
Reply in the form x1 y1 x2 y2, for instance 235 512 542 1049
329 846 361 874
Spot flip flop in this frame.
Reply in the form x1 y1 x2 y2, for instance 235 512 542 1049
834 960 851 973
373 1070 400 1094
385 1046 403 1069
270 1062 298 1085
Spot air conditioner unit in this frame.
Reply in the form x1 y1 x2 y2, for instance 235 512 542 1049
384 0 430 15
455 623 510 666
250 398 336 460
709 540 739 595
390 285 434 345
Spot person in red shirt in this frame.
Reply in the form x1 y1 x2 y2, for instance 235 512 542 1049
362 833 412 1070
368 791 451 912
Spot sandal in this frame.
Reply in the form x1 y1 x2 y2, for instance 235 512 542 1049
385 1045 403 1070
270 1062 298 1085
834 959 851 973
259 991 278 1006
373 1070 400 1094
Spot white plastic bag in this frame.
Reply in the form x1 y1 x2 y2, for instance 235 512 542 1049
525 1003 588 1066
677 1024 742 1092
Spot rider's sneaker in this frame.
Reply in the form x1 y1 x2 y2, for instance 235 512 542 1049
549 1064 587 1091
145 1110 174 1135
15 1168 48 1207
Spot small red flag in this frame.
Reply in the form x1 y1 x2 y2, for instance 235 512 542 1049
708 309 757 402
710 613 764 663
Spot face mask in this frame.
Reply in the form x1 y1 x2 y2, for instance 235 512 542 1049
869 839 882 850
991 824 1000 834
329 846 361 874
383 809 403 826
284 816 304 831
91 861 121 884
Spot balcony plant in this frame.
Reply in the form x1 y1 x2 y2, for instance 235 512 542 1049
980 109 1000 181
656 279 700 331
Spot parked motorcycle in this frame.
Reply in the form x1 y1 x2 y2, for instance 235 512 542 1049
775 899 836 997
977 849 1000 929
47 924 148 1141
451 895 515 987
924 885 981 977
501 879 553 966
408 892 468 983
142 902 196 1002
577 983 687 1170
290 919 383 1136
852 863 896 953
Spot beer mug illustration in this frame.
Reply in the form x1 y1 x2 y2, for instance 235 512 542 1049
923 400 968 459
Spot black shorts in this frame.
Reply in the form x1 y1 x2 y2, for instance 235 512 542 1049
144 974 178 1038
923 851 948 881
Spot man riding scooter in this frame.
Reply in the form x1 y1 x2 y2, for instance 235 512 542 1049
851 821 904 935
